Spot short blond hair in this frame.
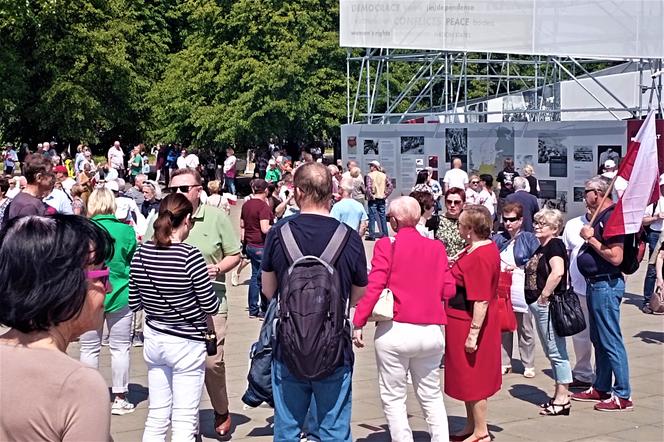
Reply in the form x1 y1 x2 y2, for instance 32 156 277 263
87 188 116 217
534 208 564 234
208 180 221 195
350 166 361 178
523 164 534 177
387 196 420 228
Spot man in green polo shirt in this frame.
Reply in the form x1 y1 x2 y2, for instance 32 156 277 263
168 168 241 437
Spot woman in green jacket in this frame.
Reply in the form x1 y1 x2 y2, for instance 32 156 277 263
79 188 138 416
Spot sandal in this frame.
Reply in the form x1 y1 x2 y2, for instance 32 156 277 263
539 401 571 416
539 398 553 408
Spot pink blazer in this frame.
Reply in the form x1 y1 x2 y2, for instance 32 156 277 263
353 227 455 328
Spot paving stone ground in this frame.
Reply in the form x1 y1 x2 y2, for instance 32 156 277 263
69 203 664 441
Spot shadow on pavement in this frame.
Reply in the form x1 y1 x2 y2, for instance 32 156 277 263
125 383 148 407
633 330 664 344
355 422 432 441
508 383 549 406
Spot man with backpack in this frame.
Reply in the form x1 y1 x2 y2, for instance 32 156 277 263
573 176 633 412
261 162 368 441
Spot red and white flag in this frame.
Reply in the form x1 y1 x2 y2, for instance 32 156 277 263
604 110 661 237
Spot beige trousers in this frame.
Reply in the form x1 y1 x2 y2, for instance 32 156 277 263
205 314 229 415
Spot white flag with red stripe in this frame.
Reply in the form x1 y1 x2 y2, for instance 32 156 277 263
604 110 660 237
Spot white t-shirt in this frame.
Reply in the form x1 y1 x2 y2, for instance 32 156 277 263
443 168 468 190
645 196 664 232
176 156 187 169
185 154 199 169
43 188 73 215
107 147 124 170
466 188 495 216
500 241 527 313
562 214 589 297
223 155 237 175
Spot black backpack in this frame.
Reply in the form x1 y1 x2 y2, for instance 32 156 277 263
276 221 351 380
620 228 647 275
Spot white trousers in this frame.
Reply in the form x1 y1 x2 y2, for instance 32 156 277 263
374 321 449 442
79 305 132 393
571 293 594 383
142 325 206 442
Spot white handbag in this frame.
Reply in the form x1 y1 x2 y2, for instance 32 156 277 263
368 237 395 322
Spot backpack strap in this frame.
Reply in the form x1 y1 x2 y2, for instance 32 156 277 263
279 222 304 264
320 223 350 265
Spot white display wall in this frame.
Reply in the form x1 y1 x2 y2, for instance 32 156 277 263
341 121 628 219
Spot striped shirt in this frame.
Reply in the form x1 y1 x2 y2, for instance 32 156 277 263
129 242 219 341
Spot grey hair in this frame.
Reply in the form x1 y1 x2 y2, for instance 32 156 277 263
585 176 610 196
513 176 528 190
534 208 564 235
387 196 420 228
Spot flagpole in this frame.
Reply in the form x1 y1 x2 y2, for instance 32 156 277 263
588 173 618 225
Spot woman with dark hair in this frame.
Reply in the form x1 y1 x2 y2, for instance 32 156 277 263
445 205 501 442
436 188 467 258
410 190 436 238
492 202 539 377
80 188 138 416
0 215 114 441
412 169 433 194
129 193 219 441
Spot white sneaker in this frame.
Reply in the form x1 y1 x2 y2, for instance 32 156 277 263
523 367 536 378
111 397 135 415
231 271 240 286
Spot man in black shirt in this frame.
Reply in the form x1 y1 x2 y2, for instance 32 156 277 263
573 176 632 412
262 162 367 441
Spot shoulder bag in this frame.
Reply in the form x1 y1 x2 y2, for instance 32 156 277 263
368 237 396 322
549 272 586 337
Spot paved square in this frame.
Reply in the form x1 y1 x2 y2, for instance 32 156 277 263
71 205 664 441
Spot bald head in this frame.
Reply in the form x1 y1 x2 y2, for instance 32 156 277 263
294 162 332 208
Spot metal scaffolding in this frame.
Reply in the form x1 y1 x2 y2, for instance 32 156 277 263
346 51 664 124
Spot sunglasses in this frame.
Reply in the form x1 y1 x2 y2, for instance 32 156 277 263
86 268 112 293
470 180 480 184
503 216 521 223
584 188 598 195
169 184 200 193
446 199 462 206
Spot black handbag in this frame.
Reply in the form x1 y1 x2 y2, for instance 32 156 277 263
549 284 586 337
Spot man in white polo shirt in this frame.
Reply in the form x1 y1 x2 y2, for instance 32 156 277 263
562 206 594 391
642 173 664 313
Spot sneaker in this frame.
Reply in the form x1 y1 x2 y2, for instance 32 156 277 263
569 378 593 390
501 365 512 375
132 335 144 347
523 367 536 378
594 395 634 412
231 271 240 286
111 397 136 415
571 387 611 402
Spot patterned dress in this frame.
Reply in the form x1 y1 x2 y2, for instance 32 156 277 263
436 216 466 258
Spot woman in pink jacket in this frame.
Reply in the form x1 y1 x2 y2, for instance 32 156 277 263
353 196 455 442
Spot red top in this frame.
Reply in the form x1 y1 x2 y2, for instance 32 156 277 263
353 227 456 328
240 199 273 247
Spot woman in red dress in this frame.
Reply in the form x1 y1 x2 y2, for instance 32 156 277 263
445 205 501 442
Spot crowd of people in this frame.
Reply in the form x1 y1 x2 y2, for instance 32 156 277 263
0 144 662 442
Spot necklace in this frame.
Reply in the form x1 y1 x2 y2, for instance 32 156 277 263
467 239 491 254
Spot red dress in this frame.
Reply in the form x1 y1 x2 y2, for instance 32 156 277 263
444 242 502 401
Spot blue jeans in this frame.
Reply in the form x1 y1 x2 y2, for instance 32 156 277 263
272 360 352 442
586 278 631 399
643 229 660 306
245 244 264 316
367 198 388 239
529 302 573 384
224 177 236 195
